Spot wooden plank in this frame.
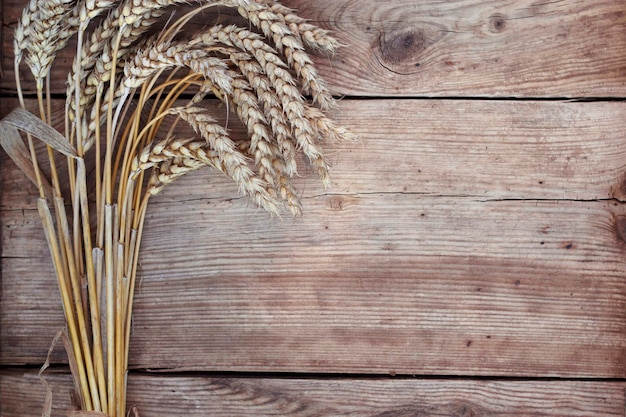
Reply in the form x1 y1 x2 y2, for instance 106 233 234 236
4 193 626 375
3 99 626 208
2 100 626 376
2 370 625 417
2 0 626 97
3 193 626 375
113 196 626 377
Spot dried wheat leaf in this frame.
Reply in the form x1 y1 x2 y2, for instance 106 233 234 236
39 330 86 417
1 107 78 158
0 119 53 196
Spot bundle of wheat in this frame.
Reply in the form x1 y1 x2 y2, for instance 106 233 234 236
1 0 349 415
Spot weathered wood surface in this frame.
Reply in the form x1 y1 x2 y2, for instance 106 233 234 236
2 0 626 414
2 0 626 97
2 370 626 417
2 99 626 379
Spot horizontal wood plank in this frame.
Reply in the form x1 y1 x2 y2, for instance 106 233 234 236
4 193 626 375
2 370 625 416
1 0 626 97
3 99 626 209
2 100 626 376
121 196 626 377
3 193 626 375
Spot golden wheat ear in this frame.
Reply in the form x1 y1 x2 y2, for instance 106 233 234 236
5 0 350 415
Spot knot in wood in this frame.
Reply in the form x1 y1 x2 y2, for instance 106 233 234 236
488 13 507 33
378 26 426 66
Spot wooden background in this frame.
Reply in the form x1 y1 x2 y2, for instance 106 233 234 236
2 0 626 415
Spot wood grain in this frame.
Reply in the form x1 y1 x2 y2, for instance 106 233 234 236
3 0 626 413
2 370 625 417
2 0 625 97
2 99 626 377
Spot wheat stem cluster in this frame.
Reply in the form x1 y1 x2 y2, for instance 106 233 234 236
4 0 349 415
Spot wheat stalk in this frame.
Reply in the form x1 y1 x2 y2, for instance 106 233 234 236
2 0 349 415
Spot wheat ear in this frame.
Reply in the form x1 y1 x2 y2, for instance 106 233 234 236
169 107 280 214
237 1 336 109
